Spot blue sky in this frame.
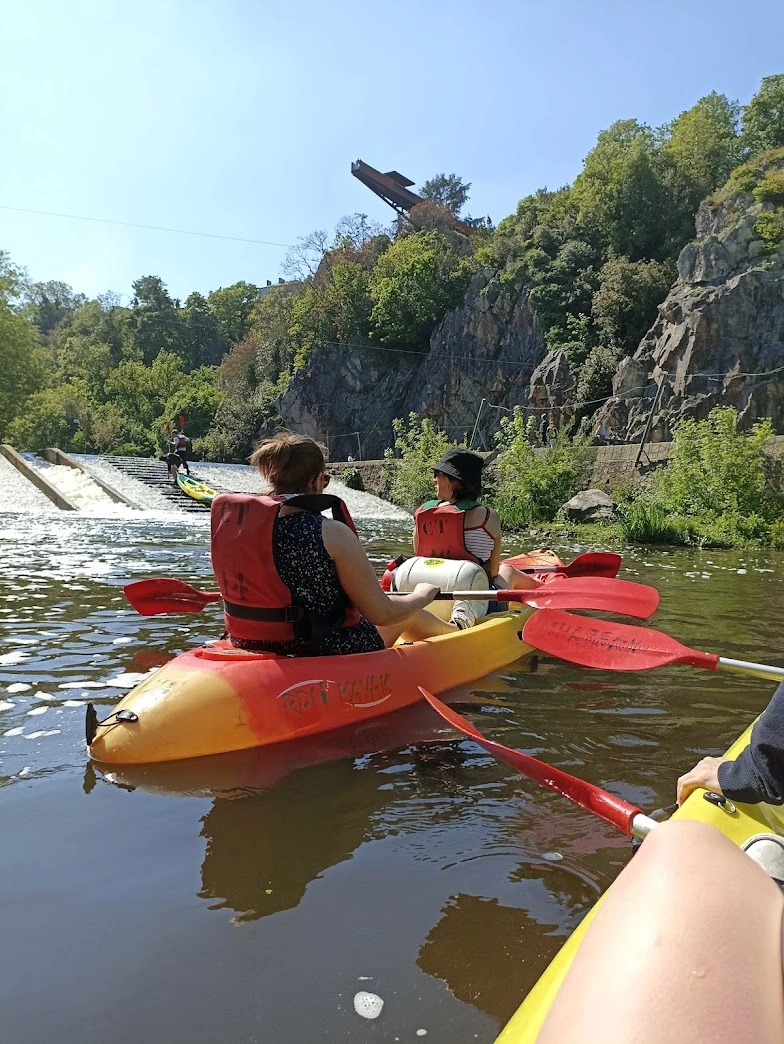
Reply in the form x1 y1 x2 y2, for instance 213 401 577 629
1 0 783 302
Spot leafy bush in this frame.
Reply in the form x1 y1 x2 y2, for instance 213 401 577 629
618 496 697 544
341 466 364 491
618 407 782 547
384 413 455 511
755 208 784 251
492 407 592 528
655 407 779 519
753 170 784 206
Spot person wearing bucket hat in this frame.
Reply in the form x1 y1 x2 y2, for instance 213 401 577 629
412 448 539 629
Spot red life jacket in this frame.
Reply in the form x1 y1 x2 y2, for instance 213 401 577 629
413 499 485 564
210 492 360 644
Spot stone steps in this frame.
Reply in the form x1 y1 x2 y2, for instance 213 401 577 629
100 455 223 513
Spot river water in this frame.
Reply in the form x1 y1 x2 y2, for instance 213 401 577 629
1 506 783 1043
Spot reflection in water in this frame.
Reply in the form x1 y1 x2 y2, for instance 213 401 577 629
419 894 564 1024
198 759 387 922
2 513 784 1042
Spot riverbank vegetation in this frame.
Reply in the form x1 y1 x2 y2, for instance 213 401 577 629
384 407 784 549
2 76 783 463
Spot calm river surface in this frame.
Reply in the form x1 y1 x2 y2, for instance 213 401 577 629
1 509 783 1043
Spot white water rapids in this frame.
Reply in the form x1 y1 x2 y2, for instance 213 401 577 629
0 456 410 522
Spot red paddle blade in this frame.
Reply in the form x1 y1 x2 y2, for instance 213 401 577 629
506 551 622 579
522 610 719 672
419 688 642 836
123 579 222 616
512 576 659 619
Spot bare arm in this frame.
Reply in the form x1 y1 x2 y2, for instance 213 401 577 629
485 508 503 577
322 520 437 626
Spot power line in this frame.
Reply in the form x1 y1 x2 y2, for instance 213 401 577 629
0 204 294 249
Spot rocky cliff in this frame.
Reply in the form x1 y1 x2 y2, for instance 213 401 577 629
595 153 784 441
277 270 545 459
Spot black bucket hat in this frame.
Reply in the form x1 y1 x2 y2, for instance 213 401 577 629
433 448 484 489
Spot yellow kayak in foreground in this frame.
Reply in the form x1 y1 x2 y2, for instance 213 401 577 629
497 720 782 1042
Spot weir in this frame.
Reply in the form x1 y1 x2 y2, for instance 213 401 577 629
0 450 410 520
40 448 142 509
0 444 79 510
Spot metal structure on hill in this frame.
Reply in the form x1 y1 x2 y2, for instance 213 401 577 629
351 159 473 235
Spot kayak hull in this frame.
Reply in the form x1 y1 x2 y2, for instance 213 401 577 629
90 608 536 764
496 721 784 1042
176 472 216 504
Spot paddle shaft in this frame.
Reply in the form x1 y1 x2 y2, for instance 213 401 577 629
419 688 657 839
717 657 784 682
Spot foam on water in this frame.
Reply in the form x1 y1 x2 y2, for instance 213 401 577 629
0 456 53 512
0 454 409 522
84 458 188 514
194 463 411 520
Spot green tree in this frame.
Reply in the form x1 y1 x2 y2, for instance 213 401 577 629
0 305 46 438
57 336 114 399
25 280 87 336
128 275 185 365
420 173 471 216
742 75 784 156
181 291 227 367
5 382 94 452
0 254 46 438
162 369 223 439
591 256 674 354
52 297 132 367
664 92 742 217
207 281 263 344
572 120 670 260
369 231 474 349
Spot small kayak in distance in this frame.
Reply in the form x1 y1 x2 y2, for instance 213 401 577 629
496 720 784 1042
176 472 217 505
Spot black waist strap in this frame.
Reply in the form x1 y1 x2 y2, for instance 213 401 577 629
224 599 305 623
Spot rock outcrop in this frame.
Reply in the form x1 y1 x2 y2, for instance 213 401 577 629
277 270 545 459
527 350 574 429
561 489 616 522
595 154 784 442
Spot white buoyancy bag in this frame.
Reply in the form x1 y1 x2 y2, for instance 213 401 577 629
392 556 490 622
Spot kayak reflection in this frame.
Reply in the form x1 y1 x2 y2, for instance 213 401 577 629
94 701 477 921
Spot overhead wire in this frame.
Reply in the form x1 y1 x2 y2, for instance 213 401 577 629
0 204 294 249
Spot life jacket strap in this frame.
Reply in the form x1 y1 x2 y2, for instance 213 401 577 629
223 599 305 623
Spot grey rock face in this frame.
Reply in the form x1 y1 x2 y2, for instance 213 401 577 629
527 350 574 427
277 269 546 458
600 155 784 442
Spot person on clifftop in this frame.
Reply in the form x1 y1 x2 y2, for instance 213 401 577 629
210 432 455 657
413 448 540 630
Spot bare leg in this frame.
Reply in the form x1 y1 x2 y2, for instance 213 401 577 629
377 609 456 648
496 562 541 592
538 819 784 1044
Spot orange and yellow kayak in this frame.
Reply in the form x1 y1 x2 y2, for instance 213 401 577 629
89 550 564 765
89 607 536 764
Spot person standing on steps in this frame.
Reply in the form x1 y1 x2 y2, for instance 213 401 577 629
173 429 191 475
